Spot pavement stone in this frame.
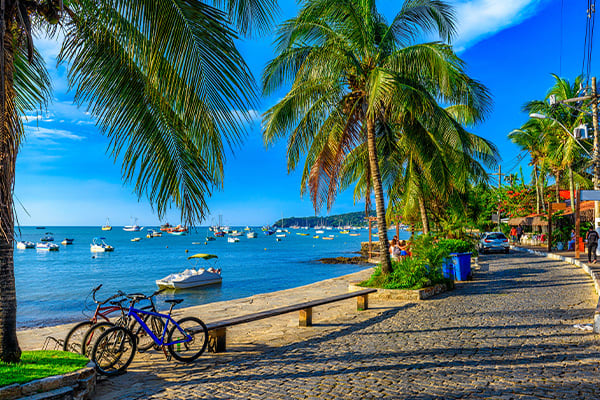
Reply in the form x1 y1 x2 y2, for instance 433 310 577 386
91 251 600 399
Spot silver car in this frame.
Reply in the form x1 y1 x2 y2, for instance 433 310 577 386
478 232 510 254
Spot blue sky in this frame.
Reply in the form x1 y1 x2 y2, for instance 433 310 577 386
14 0 595 226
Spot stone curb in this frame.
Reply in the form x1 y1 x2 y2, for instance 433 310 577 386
0 361 96 400
510 245 600 334
348 282 452 301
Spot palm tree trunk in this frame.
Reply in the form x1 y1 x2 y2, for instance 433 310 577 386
568 166 575 211
540 172 546 212
366 117 392 274
0 17 21 363
418 194 429 235
534 165 540 214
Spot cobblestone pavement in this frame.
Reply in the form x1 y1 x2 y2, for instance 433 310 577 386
96 252 600 399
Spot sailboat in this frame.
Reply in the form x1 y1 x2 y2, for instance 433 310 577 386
102 218 112 231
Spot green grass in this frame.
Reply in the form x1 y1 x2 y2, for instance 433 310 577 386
0 351 89 388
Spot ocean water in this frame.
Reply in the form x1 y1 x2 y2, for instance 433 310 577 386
14 226 408 329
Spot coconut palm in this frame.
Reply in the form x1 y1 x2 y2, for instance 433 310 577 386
509 118 548 214
262 0 492 273
526 75 592 208
0 0 266 363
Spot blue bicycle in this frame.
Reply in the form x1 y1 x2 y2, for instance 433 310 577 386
91 294 208 376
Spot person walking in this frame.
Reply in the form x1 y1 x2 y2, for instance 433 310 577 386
586 226 599 264
510 226 517 244
516 225 523 244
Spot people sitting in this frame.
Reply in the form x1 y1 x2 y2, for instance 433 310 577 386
389 238 402 260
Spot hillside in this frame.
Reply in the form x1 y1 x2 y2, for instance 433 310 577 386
273 211 375 228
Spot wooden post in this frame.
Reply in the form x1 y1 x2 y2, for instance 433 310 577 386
299 308 312 327
208 328 227 353
357 294 368 311
575 190 581 258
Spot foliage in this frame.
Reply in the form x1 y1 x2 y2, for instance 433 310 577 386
0 351 88 387
360 258 448 290
435 239 477 257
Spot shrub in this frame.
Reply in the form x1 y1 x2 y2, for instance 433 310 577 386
360 257 449 290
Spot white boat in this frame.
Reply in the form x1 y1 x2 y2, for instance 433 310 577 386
37 242 59 251
230 230 243 237
123 218 142 231
61 238 74 245
156 254 222 289
40 233 54 242
246 231 257 239
227 237 240 243
275 234 286 238
90 237 114 252
17 241 35 249
131 237 141 242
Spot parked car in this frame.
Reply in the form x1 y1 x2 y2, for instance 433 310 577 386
478 232 510 254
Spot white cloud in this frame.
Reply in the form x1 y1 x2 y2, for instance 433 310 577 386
26 126 85 141
450 0 550 50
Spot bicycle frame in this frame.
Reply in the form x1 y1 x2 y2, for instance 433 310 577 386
91 304 123 323
127 307 192 347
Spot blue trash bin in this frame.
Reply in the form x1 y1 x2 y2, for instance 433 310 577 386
442 259 454 280
450 252 471 281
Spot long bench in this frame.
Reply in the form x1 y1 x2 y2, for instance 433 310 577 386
200 288 377 353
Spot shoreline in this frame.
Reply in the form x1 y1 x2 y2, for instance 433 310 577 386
17 266 375 351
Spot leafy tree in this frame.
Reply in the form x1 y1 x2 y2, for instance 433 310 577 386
0 0 264 363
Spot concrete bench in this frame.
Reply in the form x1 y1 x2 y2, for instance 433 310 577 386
201 288 377 352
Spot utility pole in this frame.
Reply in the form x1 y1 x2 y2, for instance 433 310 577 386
592 77 600 229
559 77 600 226
489 166 505 231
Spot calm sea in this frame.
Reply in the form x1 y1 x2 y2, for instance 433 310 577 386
14 226 408 329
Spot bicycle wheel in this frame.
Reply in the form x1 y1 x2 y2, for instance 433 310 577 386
135 315 165 352
167 317 208 362
63 321 94 353
91 326 137 376
81 322 114 357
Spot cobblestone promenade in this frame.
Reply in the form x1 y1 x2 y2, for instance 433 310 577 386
96 252 600 399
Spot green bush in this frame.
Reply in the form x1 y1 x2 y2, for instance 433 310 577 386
435 239 477 257
360 257 449 290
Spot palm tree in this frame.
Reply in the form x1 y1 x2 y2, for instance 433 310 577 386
526 75 591 209
509 118 548 214
262 0 491 273
0 0 265 363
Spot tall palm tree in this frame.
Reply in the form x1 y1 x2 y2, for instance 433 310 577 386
262 0 491 273
509 118 548 214
526 75 591 209
0 0 265 363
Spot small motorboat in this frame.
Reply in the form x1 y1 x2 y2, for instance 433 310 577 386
296 232 309 236
37 242 59 251
246 231 257 239
131 237 141 242
156 253 222 289
61 238 74 245
205 236 216 241
91 237 114 252
244 226 251 231
17 241 35 249
275 234 286 238
322 237 334 240
40 233 54 242
227 237 240 243
230 230 243 237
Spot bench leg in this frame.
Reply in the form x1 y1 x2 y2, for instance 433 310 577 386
357 294 368 311
208 327 227 353
299 307 312 327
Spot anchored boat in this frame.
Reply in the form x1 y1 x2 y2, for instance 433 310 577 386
156 253 222 289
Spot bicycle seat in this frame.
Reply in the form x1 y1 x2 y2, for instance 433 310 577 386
165 299 184 305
